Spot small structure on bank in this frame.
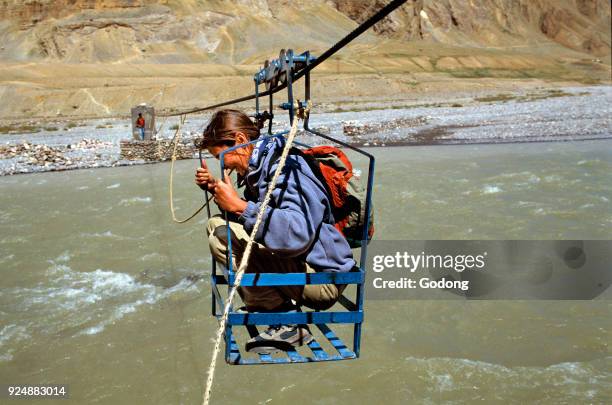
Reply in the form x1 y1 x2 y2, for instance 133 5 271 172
120 138 196 162
120 104 197 162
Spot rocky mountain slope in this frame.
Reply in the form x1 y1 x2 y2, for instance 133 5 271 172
334 0 611 56
1 0 609 63
0 0 609 119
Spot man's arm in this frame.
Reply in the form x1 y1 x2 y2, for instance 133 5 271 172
238 158 326 257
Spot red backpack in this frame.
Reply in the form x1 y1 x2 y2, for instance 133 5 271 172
268 145 374 248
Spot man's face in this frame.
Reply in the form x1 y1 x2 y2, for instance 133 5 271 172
207 143 250 176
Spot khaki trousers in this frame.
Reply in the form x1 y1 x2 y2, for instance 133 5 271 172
207 216 344 311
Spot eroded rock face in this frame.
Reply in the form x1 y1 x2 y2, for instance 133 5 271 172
0 0 609 63
0 1 240 62
0 1 154 27
539 5 610 56
332 0 611 56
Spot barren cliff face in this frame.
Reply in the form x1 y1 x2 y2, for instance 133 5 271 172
333 0 611 56
0 0 609 64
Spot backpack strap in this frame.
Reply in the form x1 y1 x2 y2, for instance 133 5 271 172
265 147 334 223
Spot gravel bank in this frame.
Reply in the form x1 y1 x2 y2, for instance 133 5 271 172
1 86 610 176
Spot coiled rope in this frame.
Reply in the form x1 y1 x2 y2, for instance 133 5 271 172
203 106 308 405
168 114 212 223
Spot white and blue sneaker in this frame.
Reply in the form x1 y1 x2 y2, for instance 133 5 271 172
245 325 313 354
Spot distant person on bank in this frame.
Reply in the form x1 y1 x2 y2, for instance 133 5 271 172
136 113 145 140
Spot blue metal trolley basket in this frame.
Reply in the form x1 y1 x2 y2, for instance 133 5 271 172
209 50 375 365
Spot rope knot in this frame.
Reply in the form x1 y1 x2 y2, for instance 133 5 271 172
296 99 311 120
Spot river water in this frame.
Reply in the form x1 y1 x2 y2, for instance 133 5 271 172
1 140 611 404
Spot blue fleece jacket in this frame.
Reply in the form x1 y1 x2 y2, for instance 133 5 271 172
237 137 355 273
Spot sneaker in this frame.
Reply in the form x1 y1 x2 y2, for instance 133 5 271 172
245 325 313 354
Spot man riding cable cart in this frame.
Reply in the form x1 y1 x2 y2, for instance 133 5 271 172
195 109 355 354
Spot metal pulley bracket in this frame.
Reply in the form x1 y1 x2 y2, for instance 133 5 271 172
255 49 316 92
279 100 310 113
252 110 273 130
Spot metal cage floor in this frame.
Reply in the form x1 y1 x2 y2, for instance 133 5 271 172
227 323 357 365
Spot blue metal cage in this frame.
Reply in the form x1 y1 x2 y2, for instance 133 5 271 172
208 50 375 365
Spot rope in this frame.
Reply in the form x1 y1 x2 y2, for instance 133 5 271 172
155 113 169 138
202 107 308 405
168 114 211 224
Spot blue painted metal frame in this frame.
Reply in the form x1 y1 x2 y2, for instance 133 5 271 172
209 49 375 365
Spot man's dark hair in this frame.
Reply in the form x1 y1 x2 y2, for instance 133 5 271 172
199 109 259 149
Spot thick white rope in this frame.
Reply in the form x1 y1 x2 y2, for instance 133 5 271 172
203 111 305 405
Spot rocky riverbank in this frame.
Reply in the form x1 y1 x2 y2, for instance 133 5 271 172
1 86 610 176
0 136 202 176
0 139 116 175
